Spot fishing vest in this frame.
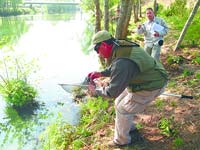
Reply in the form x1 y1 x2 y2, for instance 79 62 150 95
111 40 168 91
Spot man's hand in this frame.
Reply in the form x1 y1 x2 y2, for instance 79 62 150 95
137 24 142 29
87 83 97 97
153 31 160 37
88 72 102 81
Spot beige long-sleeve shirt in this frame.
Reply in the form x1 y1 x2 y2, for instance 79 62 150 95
137 16 168 46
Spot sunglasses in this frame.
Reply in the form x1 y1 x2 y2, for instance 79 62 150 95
94 43 101 53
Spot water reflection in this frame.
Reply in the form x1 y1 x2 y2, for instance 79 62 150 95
0 17 29 47
0 12 99 150
0 101 49 150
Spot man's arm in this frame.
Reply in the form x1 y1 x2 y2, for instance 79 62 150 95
100 66 111 77
157 17 168 36
136 24 145 34
96 58 140 98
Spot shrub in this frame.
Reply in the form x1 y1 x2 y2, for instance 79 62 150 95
0 79 37 107
0 47 38 107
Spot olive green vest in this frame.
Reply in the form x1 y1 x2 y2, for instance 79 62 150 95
111 40 168 91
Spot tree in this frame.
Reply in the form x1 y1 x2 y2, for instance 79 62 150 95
174 0 200 51
139 0 142 17
153 0 158 16
94 0 102 32
115 0 133 38
104 0 109 31
122 0 133 37
133 0 139 23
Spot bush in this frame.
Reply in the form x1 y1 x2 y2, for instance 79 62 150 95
163 0 187 17
0 47 38 107
0 79 37 107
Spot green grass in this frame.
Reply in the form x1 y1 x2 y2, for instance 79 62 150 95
39 97 113 150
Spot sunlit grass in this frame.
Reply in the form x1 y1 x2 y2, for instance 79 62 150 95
39 96 113 150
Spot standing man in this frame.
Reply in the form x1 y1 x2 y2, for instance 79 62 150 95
136 7 168 61
87 30 168 147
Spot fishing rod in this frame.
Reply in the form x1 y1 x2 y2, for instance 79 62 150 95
59 83 193 99
161 93 193 99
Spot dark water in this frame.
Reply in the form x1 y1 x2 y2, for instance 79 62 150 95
0 12 99 150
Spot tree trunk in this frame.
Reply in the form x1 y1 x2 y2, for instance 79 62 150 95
153 0 157 16
104 0 109 31
133 0 139 23
94 0 101 32
122 0 133 38
174 0 200 51
116 0 131 38
139 0 142 17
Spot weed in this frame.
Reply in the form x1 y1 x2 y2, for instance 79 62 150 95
155 99 165 110
196 73 200 79
158 117 178 137
40 97 111 149
182 69 193 77
184 79 199 86
0 79 37 107
170 101 177 107
136 122 143 129
192 57 200 65
167 80 176 88
0 48 38 107
166 55 184 65
173 137 184 149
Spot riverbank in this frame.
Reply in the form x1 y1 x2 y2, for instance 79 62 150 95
77 40 200 150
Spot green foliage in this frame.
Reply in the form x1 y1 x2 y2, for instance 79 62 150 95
160 0 200 47
167 80 176 88
192 57 200 65
182 69 193 77
195 73 200 79
173 137 184 149
182 13 200 46
170 101 177 107
158 117 178 137
166 55 184 65
80 97 110 124
163 0 187 17
183 78 199 87
0 47 38 107
0 17 29 47
155 99 165 110
0 0 22 15
40 97 111 150
80 0 95 13
40 115 73 150
136 122 143 129
0 79 37 107
72 139 84 150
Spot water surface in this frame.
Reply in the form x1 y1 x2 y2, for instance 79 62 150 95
0 12 98 150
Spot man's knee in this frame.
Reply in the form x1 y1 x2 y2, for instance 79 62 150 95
116 101 146 115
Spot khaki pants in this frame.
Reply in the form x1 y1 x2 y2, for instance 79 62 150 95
113 87 165 145
144 44 161 61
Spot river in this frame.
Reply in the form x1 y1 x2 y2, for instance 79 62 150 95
0 10 99 150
